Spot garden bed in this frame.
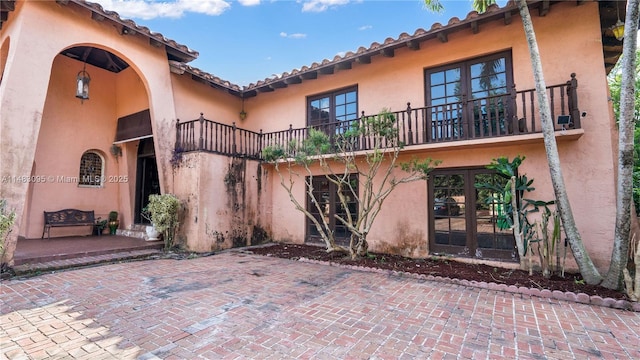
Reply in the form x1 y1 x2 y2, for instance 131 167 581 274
248 243 629 301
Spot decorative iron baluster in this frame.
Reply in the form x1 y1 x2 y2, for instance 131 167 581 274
198 113 204 151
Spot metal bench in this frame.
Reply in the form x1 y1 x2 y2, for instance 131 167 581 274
42 209 95 239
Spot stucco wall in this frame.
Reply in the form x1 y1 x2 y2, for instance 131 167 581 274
245 2 616 271
170 73 242 126
172 152 271 252
1 0 177 262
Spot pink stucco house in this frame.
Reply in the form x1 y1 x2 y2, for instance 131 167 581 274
0 0 628 272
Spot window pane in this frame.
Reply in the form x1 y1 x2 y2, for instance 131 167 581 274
431 85 445 99
335 93 346 106
345 91 357 103
445 83 460 97
445 68 460 82
430 71 445 85
346 103 357 116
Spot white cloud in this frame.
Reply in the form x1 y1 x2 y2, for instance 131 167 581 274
358 25 372 31
280 32 307 39
238 0 261 6
301 0 350 13
94 0 231 20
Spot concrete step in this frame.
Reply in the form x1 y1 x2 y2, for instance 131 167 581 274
117 224 154 240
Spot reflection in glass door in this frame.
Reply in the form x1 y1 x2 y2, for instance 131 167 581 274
429 168 517 261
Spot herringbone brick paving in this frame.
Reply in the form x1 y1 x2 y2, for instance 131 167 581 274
1 251 638 359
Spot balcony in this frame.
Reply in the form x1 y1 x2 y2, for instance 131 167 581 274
175 74 581 160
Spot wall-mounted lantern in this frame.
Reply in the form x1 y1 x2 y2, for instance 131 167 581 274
239 98 247 120
76 64 91 101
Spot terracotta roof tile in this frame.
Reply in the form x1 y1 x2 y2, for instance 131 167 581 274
74 0 198 62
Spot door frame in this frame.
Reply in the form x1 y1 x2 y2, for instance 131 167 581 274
428 167 517 261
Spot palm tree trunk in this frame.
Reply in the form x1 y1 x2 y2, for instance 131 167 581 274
516 0 602 285
602 0 640 290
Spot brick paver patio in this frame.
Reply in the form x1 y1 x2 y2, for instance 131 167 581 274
1 251 639 359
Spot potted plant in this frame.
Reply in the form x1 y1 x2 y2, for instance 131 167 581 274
140 207 160 241
145 194 180 250
108 211 119 235
94 218 108 236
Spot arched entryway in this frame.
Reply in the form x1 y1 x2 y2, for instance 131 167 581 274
20 44 153 240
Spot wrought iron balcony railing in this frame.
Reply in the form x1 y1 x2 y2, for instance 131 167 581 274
175 74 580 160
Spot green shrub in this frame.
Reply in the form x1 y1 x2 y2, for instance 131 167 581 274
146 194 180 249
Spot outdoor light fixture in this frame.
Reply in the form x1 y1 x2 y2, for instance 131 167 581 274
76 64 91 101
611 2 625 41
239 98 247 120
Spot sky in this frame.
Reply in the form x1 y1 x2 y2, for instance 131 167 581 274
93 0 513 86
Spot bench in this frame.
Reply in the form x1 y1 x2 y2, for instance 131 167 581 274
42 209 95 239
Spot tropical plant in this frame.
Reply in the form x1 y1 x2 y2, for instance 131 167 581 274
534 209 563 279
475 156 556 272
146 194 181 250
0 199 16 266
263 109 439 259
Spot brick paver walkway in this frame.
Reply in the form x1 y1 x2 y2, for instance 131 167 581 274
1 251 639 359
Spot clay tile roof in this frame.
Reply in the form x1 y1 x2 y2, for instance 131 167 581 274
72 0 199 62
241 0 528 93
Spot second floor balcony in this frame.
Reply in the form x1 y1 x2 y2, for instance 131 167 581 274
175 74 582 160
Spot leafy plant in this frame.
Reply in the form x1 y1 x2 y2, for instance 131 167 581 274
146 194 181 250
0 199 16 261
475 155 559 275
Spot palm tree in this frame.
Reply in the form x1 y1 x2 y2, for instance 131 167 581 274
513 0 602 284
602 0 640 290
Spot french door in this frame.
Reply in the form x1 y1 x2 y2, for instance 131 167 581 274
306 175 358 246
429 168 517 261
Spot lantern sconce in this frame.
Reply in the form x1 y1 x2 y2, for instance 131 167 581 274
239 98 247 121
76 64 91 102
611 2 625 41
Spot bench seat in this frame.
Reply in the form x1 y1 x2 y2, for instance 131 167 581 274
42 209 95 239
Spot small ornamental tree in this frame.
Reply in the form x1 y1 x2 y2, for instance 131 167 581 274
263 109 439 259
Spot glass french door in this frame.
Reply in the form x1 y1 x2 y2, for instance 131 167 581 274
306 175 358 246
429 168 517 261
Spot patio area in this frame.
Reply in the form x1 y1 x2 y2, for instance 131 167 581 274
8 235 165 276
2 251 639 359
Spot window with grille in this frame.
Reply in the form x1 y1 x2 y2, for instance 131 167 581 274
307 87 358 135
78 151 104 187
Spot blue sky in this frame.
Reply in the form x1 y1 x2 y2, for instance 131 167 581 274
94 0 508 86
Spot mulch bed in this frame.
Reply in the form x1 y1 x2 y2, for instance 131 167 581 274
248 243 629 301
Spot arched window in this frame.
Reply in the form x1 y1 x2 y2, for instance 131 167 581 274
78 151 104 187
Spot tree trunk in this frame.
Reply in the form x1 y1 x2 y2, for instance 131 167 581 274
350 234 368 260
603 0 640 290
516 0 602 285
